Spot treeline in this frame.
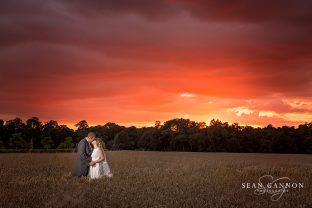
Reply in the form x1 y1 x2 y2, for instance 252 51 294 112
0 117 311 153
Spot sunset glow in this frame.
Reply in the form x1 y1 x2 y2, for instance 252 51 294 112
0 0 311 127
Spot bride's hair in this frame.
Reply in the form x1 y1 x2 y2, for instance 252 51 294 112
97 138 106 150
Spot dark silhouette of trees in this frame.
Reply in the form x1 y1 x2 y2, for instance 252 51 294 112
138 128 165 151
41 137 54 149
43 120 59 148
75 120 89 130
10 133 27 149
0 119 4 148
303 136 312 153
75 120 89 140
3 118 25 148
113 130 135 150
155 121 161 129
58 137 74 149
25 117 42 148
0 117 311 154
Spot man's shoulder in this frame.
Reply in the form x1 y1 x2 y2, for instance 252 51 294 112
78 138 87 145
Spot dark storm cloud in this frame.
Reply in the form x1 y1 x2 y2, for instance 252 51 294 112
181 0 312 24
2 0 312 22
63 0 179 19
0 0 311 125
59 0 312 24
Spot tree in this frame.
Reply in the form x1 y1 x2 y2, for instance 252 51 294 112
25 117 43 148
155 121 161 129
206 122 230 152
125 126 139 147
0 140 4 149
0 116 311 154
42 121 75 148
138 129 163 150
10 133 27 149
302 136 312 153
198 122 206 129
103 122 124 140
42 120 59 147
43 120 59 135
113 130 134 150
41 137 54 149
189 133 206 151
6 117 25 132
75 120 89 130
272 127 297 153
26 117 42 129
58 137 74 149
174 134 189 151
75 120 89 140
0 119 4 145
163 118 193 134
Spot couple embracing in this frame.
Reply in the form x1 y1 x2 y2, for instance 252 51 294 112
75 132 113 179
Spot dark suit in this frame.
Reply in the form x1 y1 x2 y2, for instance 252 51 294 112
75 138 93 177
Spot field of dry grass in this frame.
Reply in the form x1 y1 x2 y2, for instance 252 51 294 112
0 151 311 208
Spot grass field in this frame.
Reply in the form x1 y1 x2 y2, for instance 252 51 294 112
0 151 311 208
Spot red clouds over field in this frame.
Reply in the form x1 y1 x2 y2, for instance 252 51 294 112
0 0 311 127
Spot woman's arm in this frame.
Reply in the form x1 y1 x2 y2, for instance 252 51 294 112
92 148 106 163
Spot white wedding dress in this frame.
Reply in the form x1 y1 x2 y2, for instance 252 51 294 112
88 147 113 179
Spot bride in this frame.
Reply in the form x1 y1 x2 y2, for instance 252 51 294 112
88 138 113 179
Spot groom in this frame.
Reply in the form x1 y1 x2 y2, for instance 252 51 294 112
75 132 96 177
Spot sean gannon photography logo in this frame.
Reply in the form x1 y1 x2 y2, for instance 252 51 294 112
241 175 304 201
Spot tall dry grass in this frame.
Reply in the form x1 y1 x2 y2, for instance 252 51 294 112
0 151 311 208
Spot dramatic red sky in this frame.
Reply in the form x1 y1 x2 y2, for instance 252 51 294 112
0 0 311 127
